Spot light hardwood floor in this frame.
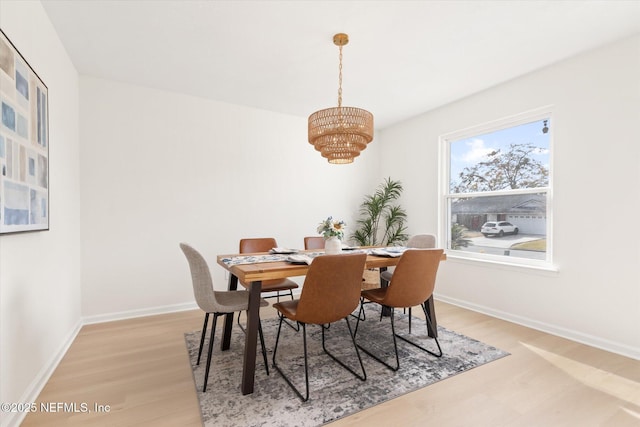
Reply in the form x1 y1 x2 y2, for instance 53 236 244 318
22 301 640 426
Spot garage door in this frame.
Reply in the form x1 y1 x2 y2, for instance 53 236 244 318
507 214 546 235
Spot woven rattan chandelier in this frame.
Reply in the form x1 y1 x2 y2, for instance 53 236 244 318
308 33 374 164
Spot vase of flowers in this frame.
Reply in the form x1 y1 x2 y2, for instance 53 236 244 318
317 216 346 255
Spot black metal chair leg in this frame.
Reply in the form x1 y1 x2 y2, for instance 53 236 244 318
321 318 367 381
284 290 300 331
354 297 365 336
353 297 376 336
255 288 299 332
197 313 210 365
239 299 299 333
390 311 400 370
272 317 310 401
202 314 218 392
276 312 300 332
356 305 400 371
236 309 245 332
301 324 309 401
350 297 366 321
394 302 442 358
258 319 269 376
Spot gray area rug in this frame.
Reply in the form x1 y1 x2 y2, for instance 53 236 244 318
185 305 509 427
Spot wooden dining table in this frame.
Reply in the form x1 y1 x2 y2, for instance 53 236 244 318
216 249 445 395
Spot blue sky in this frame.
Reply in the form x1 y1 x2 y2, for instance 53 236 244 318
449 118 550 188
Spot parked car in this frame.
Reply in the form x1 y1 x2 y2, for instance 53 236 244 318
481 221 519 237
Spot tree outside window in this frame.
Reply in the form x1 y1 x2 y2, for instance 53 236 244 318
441 111 552 267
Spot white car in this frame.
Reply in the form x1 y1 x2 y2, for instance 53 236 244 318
481 221 519 237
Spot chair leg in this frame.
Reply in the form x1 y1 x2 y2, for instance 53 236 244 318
356 304 401 371
409 307 412 334
202 314 219 392
394 301 443 358
354 297 365 336
321 317 367 381
239 294 299 332
258 319 269 376
237 309 245 333
272 316 310 401
259 289 299 332
354 296 373 336
283 290 301 331
350 296 366 321
278 311 300 332
351 297 382 337
197 312 210 365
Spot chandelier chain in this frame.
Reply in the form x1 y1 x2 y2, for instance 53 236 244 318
337 44 343 108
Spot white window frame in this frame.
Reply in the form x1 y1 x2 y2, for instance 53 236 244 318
438 106 555 270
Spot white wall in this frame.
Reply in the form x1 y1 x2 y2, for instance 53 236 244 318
79 76 380 320
1 6 636 427
0 1 82 426
379 35 640 358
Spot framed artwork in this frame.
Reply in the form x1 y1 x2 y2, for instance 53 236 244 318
0 29 49 234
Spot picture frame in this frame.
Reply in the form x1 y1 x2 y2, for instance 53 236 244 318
0 28 49 234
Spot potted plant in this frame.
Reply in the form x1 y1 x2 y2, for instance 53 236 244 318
351 177 409 246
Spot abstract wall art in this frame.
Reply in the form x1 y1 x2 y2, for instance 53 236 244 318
0 29 49 234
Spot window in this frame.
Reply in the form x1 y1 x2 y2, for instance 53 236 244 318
440 108 553 268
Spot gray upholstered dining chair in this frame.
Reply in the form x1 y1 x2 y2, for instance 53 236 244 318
355 248 444 371
380 234 436 283
380 233 437 332
272 252 367 401
179 243 270 392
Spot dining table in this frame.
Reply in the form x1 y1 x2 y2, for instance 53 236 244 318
216 248 446 395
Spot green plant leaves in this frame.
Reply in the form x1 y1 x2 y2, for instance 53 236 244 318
352 177 409 246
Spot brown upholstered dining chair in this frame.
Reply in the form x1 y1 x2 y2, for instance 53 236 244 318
238 237 301 332
355 248 444 371
303 236 325 250
272 253 367 401
239 238 299 301
380 233 437 332
179 243 270 392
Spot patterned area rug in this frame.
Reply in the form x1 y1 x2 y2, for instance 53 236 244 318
185 305 509 427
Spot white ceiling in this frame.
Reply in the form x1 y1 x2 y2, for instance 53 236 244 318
41 0 640 129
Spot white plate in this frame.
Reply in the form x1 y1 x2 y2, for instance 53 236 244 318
270 248 297 254
286 255 313 265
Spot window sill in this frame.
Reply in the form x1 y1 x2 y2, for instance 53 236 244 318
446 252 559 275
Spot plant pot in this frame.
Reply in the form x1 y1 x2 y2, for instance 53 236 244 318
324 237 342 255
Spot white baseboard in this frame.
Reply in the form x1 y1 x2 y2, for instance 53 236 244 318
82 301 199 325
2 320 83 427
435 293 640 360
82 290 302 326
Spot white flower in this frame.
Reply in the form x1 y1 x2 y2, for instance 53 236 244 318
317 216 346 240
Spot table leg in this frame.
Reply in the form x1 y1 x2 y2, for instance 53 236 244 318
425 296 438 338
221 274 238 351
240 280 261 395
